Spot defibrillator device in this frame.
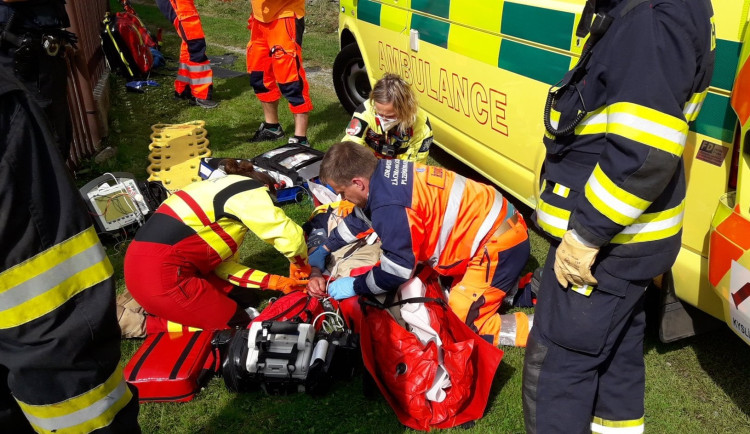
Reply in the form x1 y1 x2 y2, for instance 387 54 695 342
79 172 167 235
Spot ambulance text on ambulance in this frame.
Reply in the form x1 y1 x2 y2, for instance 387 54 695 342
378 42 509 137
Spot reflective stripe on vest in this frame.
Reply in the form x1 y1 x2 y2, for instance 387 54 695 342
428 175 466 266
0 226 112 329
585 164 651 227
17 366 133 434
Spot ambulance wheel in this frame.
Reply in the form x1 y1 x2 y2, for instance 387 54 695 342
333 43 371 114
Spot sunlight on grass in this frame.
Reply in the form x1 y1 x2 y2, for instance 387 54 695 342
99 1 750 433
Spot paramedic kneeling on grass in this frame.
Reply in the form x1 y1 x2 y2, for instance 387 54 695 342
124 160 310 331
308 142 532 347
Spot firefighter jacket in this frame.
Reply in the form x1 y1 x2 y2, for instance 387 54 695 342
250 0 305 23
0 66 138 432
535 0 715 281
322 159 515 296
133 175 308 288
343 99 434 164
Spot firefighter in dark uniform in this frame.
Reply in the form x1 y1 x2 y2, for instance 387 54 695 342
522 0 714 432
0 65 140 432
0 0 75 158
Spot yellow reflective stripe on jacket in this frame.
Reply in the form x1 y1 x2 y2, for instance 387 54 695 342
545 107 561 139
683 90 708 122
214 260 268 289
610 202 684 244
552 183 570 198
535 198 570 238
18 366 132 434
591 415 645 434
0 227 112 329
167 321 200 332
576 102 689 156
585 164 651 227
165 193 236 261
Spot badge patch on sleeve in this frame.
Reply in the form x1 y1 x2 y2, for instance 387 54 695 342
419 136 433 152
346 118 365 137
426 166 446 188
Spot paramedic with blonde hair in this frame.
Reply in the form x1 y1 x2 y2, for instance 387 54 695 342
342 73 434 163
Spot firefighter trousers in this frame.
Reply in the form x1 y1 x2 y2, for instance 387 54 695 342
522 248 647 434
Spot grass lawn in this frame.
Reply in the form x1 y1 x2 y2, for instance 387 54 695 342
91 1 750 432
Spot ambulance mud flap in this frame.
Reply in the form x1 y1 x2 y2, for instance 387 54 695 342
658 271 722 343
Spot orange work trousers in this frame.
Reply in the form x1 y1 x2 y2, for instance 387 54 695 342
246 16 313 113
157 0 213 99
448 213 530 345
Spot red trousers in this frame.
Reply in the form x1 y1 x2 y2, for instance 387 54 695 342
124 241 250 331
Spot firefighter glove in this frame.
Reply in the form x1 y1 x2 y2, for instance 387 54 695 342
308 245 330 271
265 274 309 294
328 277 356 300
289 262 312 279
554 230 599 288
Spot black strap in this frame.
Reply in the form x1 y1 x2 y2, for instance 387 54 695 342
128 332 165 381
169 331 204 379
360 294 447 311
620 0 651 17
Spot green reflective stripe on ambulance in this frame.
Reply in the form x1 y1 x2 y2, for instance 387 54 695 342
449 0 503 34
501 1 575 51
712 39 741 91
692 93 736 143
498 40 571 85
412 13 450 48
357 0 381 26
412 0 450 19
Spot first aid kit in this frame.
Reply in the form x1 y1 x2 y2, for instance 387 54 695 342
124 331 217 403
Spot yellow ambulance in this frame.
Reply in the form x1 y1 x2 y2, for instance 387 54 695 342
332 0 750 345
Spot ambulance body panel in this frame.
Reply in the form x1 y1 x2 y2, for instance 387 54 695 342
334 0 750 343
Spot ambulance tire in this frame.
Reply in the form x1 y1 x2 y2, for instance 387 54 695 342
333 43 371 114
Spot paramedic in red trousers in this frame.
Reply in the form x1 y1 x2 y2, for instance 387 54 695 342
247 0 313 146
308 142 533 347
0 65 140 432
522 0 715 432
124 160 311 332
342 73 434 163
156 0 218 108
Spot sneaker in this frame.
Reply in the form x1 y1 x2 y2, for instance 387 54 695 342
251 122 285 142
189 97 219 109
287 136 310 147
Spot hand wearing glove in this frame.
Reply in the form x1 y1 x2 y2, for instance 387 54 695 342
328 277 356 300
308 246 330 271
554 230 599 288
264 274 309 294
289 262 312 280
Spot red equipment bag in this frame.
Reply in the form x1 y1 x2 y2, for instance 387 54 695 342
252 290 331 330
101 0 158 79
124 330 217 403
357 271 503 431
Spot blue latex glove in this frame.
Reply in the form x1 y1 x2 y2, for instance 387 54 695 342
308 246 330 271
328 277 356 300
